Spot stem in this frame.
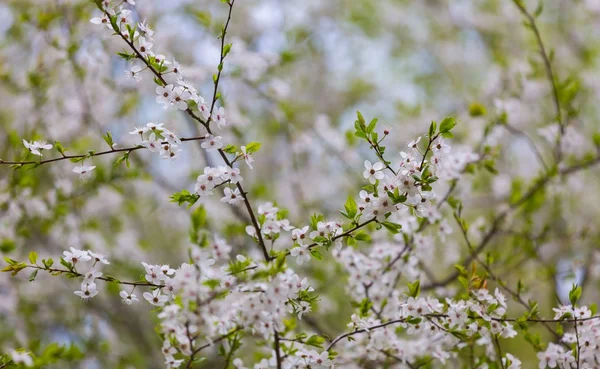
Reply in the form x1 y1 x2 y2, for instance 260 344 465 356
27 265 160 287
493 335 505 369
207 0 235 123
301 217 377 253
274 330 283 369
0 136 204 166
513 1 564 161
418 133 439 171
574 318 580 369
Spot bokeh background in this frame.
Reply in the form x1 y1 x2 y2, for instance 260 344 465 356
1 0 600 368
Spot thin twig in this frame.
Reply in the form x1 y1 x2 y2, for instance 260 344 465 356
513 1 564 161
0 136 205 166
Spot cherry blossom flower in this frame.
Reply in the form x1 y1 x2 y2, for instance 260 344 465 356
125 64 142 81
143 289 168 307
172 59 183 79
138 19 154 39
129 127 144 136
63 247 92 264
291 226 309 244
75 282 99 300
117 9 132 26
193 95 210 119
88 251 110 265
221 187 243 205
408 136 422 150
23 140 52 156
90 14 112 29
363 160 385 184
213 107 226 128
433 138 451 154
156 85 174 108
172 86 191 110
240 146 255 169
290 244 310 265
142 133 161 152
200 134 223 152
72 165 96 179
120 290 139 305
9 350 33 367
222 166 242 183
82 269 102 284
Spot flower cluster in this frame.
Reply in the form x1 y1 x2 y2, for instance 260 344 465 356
22 140 52 156
62 247 110 300
194 165 242 199
90 1 228 129
130 122 182 160
246 202 295 241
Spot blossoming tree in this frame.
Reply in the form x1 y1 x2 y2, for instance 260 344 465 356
1 0 600 368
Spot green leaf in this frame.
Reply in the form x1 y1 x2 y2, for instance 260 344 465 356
593 132 600 148
454 264 468 276
305 335 325 348
245 142 262 154
109 14 119 33
43 258 54 268
354 231 370 242
469 102 486 117
407 280 420 298
114 152 130 167
55 141 66 155
102 132 114 149
223 144 237 154
354 130 367 139
191 10 211 27
223 43 232 57
344 196 357 219
569 284 582 306
534 1 543 17
439 117 456 133
310 213 323 230
28 251 38 265
366 118 377 134
59 257 73 271
310 249 323 260
381 221 402 234
170 190 200 208
117 51 136 61
483 159 498 175
428 121 437 137
0 239 16 253
358 298 372 317
356 111 366 126
29 269 38 282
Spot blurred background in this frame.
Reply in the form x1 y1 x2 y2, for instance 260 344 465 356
1 0 600 367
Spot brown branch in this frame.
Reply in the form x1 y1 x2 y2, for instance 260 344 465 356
325 313 600 352
109 5 270 262
274 330 283 369
27 265 161 287
0 136 205 166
